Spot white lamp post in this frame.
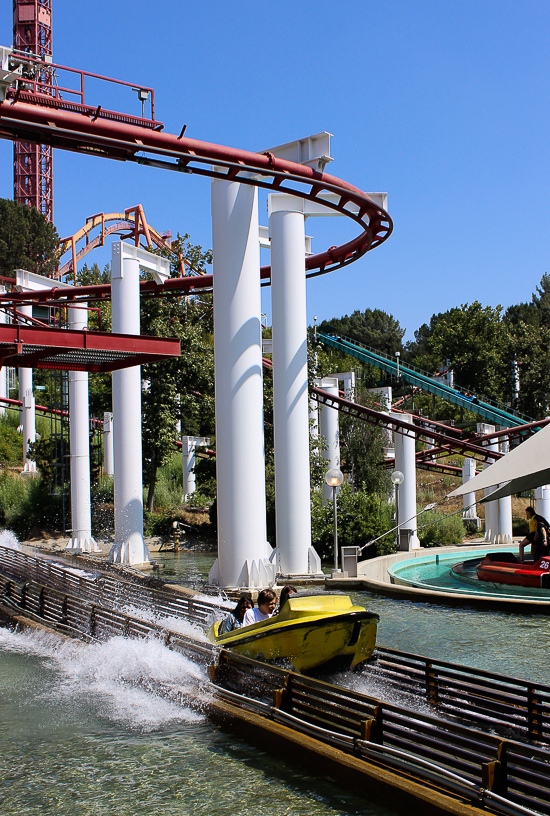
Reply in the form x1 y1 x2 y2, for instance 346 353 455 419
391 470 404 548
325 468 344 571
395 351 401 379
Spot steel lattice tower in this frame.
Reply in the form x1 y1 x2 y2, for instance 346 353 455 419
13 0 53 221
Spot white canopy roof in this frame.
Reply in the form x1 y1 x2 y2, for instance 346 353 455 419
448 423 550 502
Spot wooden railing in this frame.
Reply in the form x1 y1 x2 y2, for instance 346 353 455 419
213 651 550 816
371 646 550 743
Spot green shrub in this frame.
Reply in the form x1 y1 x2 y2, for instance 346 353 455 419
417 508 465 547
0 416 23 464
0 471 64 536
311 484 394 562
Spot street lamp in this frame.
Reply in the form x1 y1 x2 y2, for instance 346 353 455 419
395 351 401 379
325 468 344 571
391 470 404 548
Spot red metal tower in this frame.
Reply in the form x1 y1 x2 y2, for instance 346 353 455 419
13 0 53 221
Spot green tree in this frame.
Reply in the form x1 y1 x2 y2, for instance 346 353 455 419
406 301 508 403
140 235 214 512
317 307 405 355
0 198 61 277
339 385 392 496
532 273 550 327
310 484 392 560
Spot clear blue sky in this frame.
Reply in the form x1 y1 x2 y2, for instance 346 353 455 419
1 0 549 342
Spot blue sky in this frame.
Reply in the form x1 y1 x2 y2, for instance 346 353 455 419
1 0 549 342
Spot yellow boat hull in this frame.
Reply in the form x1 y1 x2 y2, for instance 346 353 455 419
209 593 378 673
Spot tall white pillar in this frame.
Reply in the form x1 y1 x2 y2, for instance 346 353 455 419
182 436 197 499
0 289 7 416
309 397 319 441
497 438 512 544
391 413 420 550
22 385 36 472
109 242 149 565
67 306 97 552
270 207 311 575
535 486 550 522
18 304 36 472
462 458 478 521
103 412 114 476
210 179 270 589
319 378 340 504
478 424 499 543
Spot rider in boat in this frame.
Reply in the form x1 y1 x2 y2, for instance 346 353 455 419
218 594 254 634
518 506 550 563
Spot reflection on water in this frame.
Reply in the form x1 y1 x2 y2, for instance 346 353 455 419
153 549 217 589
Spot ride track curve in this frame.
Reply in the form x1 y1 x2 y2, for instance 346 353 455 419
0 86 392 296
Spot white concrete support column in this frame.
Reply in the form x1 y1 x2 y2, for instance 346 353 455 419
497 493 513 545
67 306 97 552
182 436 210 500
535 486 550 521
0 289 7 416
462 458 479 522
478 424 499 543
497 438 513 544
18 304 36 472
309 397 319 442
109 243 149 565
391 413 420 550
210 179 271 589
318 378 340 504
270 207 311 576
103 412 114 476
182 437 196 499
22 384 36 472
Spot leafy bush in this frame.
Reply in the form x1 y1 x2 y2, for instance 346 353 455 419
0 471 64 536
417 508 465 547
91 474 114 503
311 484 394 561
0 416 23 464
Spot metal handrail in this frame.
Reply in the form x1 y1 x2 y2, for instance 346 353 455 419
316 330 532 425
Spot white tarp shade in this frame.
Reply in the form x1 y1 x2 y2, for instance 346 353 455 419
448 423 550 502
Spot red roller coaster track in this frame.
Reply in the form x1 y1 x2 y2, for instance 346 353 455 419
0 57 392 286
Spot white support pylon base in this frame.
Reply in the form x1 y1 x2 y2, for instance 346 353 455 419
268 545 324 577
66 536 99 553
110 536 150 566
208 556 276 590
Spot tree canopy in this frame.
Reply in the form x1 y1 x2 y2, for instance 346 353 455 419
0 198 61 278
317 307 405 355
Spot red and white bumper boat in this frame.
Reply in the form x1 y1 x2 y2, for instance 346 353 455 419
476 552 550 589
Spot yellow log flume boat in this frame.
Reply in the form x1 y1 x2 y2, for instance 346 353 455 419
208 591 379 673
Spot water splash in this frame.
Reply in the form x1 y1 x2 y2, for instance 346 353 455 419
0 529 20 549
118 604 211 642
0 627 209 730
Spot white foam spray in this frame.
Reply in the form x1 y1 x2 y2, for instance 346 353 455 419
0 529 20 549
0 627 209 730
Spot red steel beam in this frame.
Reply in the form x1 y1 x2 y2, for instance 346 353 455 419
310 387 502 463
0 323 180 373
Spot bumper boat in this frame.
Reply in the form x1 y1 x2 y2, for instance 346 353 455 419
476 552 550 588
208 591 379 673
